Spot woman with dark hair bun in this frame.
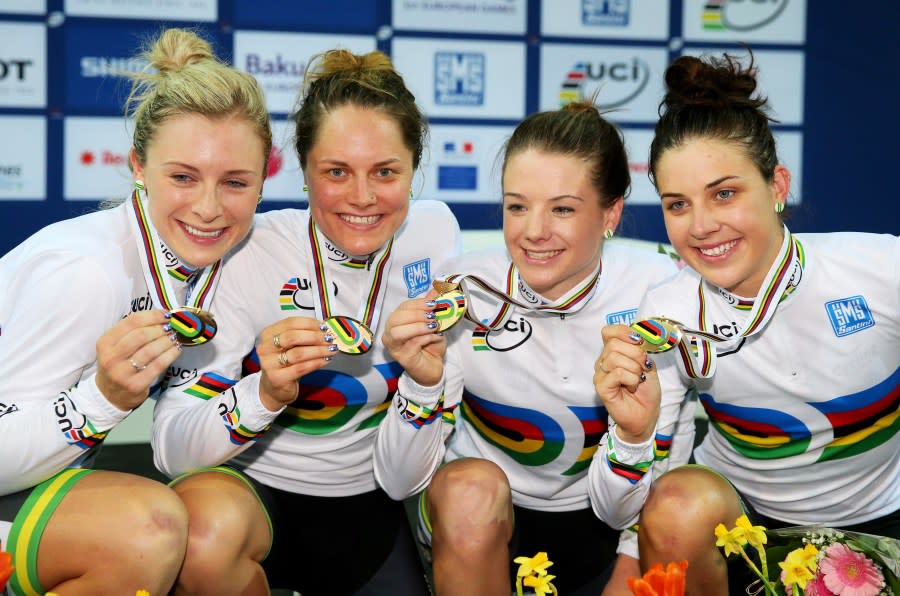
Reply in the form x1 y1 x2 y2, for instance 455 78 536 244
374 100 688 595
153 49 460 595
597 52 900 594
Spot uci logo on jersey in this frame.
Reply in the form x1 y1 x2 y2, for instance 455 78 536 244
403 258 431 298
606 308 638 326
825 295 875 337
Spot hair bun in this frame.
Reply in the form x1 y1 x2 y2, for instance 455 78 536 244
148 28 214 75
663 53 766 112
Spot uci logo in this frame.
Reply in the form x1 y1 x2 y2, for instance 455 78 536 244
473 317 533 352
324 240 350 263
165 366 199 388
712 321 741 338
160 243 179 268
559 58 650 109
279 277 338 311
130 292 154 313
703 0 789 32
518 281 541 305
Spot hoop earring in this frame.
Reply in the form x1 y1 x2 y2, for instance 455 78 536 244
134 180 145 191
774 202 785 214
303 185 309 193
604 229 614 240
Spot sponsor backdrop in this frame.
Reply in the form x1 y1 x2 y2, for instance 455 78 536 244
1 0 897 260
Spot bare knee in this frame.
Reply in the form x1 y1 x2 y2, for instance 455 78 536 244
639 467 742 557
174 472 268 593
428 459 512 555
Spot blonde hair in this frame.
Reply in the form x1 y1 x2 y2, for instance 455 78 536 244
125 28 272 173
294 49 426 170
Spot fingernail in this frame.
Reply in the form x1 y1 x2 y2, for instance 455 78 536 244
163 311 172 319
425 300 436 308
328 344 339 352
324 334 334 343
319 323 328 331
629 332 642 343
425 311 436 320
437 332 444 337
426 321 438 330
162 323 172 332
168 331 179 343
640 372 647 382
645 358 654 370
324 356 333 363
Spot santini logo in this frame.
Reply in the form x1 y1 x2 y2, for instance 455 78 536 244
825 295 875 337
703 0 789 32
434 52 485 106
582 0 630 27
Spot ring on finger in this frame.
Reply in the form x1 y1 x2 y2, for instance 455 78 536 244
598 360 608 374
273 334 282 349
129 357 147 372
278 351 289 367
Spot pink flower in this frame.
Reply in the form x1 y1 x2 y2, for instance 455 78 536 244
819 543 884 596
803 574 836 596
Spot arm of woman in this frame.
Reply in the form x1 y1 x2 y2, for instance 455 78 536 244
373 292 461 500
0 254 175 494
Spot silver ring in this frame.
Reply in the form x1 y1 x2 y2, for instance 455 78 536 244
129 358 147 371
278 351 289 367
273 334 282 349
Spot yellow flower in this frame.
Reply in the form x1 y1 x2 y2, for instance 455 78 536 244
523 572 558 596
514 552 554 578
714 522 747 557
735 515 767 550
779 545 817 589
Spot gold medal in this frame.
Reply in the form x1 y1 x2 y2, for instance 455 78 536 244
432 279 460 295
630 317 684 353
169 307 218 347
324 315 374 355
432 289 467 331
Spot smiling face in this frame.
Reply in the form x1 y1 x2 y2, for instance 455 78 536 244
131 112 265 268
303 104 413 256
502 148 622 301
655 137 790 297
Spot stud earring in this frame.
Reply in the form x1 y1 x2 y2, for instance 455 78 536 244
774 202 785 214
409 188 413 199
134 180 145 191
257 194 263 204
604 229 614 240
303 185 309 193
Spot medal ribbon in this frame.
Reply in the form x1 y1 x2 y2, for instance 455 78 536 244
127 189 222 313
307 218 394 329
674 226 803 379
440 259 601 330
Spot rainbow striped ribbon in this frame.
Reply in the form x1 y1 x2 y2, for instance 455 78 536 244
439 259 601 330
127 189 222 314
307 218 394 330
674 227 804 379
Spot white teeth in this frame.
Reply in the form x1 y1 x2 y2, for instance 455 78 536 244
699 240 736 257
184 224 223 238
341 214 380 225
526 249 562 260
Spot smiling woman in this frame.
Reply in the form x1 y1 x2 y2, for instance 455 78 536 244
0 27 271 596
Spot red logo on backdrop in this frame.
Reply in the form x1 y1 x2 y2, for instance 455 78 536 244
267 145 284 178
79 149 126 166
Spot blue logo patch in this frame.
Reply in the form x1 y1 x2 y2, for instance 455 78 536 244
824 295 874 337
606 308 638 326
434 52 485 106
403 259 431 298
582 0 630 26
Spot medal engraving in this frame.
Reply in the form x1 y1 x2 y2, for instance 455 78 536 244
324 316 374 355
433 289 467 331
630 317 684 354
170 307 217 346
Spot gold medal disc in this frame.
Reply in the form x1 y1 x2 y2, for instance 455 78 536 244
324 316 374 355
629 317 684 353
169 307 217 347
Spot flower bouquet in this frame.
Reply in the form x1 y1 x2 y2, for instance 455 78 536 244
715 515 900 595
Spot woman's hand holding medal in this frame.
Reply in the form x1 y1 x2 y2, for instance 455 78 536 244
593 324 661 444
381 289 446 387
95 309 182 411
258 316 338 412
